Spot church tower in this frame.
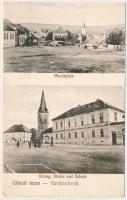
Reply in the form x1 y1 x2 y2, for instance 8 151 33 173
81 22 86 36
37 90 49 137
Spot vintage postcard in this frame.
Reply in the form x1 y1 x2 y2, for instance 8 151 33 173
1 1 126 199
3 2 125 73
3 84 125 197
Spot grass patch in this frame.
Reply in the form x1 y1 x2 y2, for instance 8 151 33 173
4 46 125 73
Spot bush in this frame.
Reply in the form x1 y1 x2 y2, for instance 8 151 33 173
106 28 125 45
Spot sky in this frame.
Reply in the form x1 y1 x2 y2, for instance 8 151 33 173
4 2 125 26
4 85 124 130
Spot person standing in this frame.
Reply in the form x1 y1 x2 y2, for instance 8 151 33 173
28 141 31 149
50 137 53 147
17 141 19 147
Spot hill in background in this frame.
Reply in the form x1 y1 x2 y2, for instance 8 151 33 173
21 23 124 34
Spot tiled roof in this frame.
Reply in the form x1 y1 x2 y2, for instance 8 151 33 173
15 24 29 34
42 127 53 134
3 19 16 31
52 99 124 121
4 124 31 133
4 19 29 34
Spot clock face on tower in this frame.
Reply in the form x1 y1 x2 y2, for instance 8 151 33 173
39 114 47 120
38 113 48 131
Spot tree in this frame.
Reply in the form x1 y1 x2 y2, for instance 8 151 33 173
66 31 73 43
82 35 87 43
30 128 38 144
46 31 53 41
66 31 80 44
106 28 125 45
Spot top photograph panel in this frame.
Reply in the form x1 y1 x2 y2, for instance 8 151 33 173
3 2 125 73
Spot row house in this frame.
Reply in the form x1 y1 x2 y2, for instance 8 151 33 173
52 99 125 145
3 19 30 48
15 24 29 46
3 19 16 48
3 124 32 143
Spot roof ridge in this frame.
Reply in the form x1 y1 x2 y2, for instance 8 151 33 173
4 124 31 133
103 101 124 112
52 99 124 121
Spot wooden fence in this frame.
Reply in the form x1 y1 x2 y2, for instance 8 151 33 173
107 44 125 51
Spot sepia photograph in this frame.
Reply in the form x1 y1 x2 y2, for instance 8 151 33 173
1 0 126 198
3 85 125 174
3 2 125 73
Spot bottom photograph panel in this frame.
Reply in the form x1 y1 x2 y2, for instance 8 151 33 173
3 85 125 174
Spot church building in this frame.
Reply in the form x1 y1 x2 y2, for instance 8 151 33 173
37 90 49 138
37 90 53 143
40 91 125 146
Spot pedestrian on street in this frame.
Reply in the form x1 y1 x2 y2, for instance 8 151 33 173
28 141 31 149
17 141 19 147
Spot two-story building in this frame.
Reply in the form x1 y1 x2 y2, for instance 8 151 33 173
4 124 32 143
52 99 125 145
33 91 125 146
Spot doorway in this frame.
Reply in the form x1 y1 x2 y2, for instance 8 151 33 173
123 134 125 145
112 132 117 145
122 129 125 145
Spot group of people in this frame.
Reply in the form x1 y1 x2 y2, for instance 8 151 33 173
16 140 42 148
28 140 42 148
16 138 53 148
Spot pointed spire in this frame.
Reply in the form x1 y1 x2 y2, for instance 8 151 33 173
38 90 48 113
82 21 86 28
40 90 46 107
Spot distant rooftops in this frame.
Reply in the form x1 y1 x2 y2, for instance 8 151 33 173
52 99 124 121
4 124 31 133
54 26 67 34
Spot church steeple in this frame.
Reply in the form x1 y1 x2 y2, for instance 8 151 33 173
38 90 49 137
38 90 48 113
82 21 86 35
